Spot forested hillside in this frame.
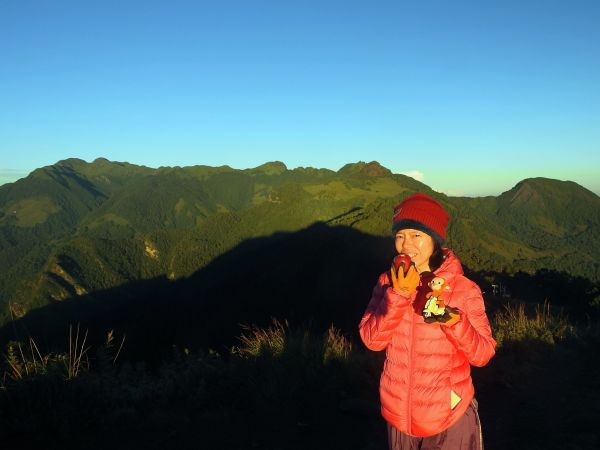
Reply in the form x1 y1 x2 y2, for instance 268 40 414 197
1 158 599 331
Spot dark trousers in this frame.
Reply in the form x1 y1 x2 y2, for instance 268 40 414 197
387 400 483 450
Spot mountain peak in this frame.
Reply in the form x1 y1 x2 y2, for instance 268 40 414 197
252 161 288 175
337 161 392 177
55 158 88 169
502 177 599 207
92 157 111 164
497 177 600 238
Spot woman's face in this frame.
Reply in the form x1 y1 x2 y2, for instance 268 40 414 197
394 228 435 273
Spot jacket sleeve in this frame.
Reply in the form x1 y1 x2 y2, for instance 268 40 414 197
442 281 496 367
358 273 413 351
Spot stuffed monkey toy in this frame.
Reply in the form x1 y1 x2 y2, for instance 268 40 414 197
422 276 460 326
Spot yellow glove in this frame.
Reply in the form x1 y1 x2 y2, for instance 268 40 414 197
390 261 420 295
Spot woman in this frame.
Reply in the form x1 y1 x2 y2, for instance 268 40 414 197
359 192 496 450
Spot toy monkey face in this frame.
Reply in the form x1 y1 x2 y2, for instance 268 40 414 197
428 276 446 291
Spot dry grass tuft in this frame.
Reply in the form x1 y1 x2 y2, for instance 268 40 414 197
492 301 575 347
323 326 352 363
235 319 288 357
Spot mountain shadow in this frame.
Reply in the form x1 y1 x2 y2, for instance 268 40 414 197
0 223 395 361
3 220 597 364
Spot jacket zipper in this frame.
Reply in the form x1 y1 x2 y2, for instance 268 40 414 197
406 308 415 435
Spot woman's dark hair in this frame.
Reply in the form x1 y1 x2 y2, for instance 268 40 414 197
428 241 447 272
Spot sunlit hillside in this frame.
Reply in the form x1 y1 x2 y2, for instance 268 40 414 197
1 159 599 327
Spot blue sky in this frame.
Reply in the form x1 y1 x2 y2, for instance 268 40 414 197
1 0 599 196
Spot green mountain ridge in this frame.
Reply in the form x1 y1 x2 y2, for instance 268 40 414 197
1 158 599 324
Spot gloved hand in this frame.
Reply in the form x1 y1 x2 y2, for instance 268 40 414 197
435 306 461 327
423 305 460 325
390 255 420 295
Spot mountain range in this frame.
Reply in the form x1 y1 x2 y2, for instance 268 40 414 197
1 158 599 345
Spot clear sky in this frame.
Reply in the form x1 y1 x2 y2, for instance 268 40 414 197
1 0 599 196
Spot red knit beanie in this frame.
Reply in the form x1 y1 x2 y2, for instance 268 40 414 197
392 193 450 243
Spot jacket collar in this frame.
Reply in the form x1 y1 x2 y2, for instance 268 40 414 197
434 249 464 278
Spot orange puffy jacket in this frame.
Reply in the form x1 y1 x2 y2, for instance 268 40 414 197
359 251 496 437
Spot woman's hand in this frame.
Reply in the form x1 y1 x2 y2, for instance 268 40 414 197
435 306 461 327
